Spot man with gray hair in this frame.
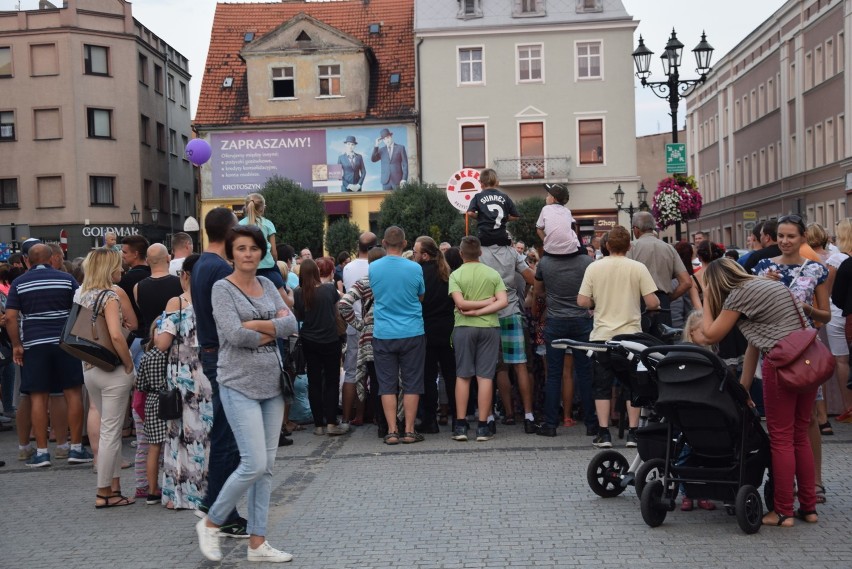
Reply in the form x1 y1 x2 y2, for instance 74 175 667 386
169 232 194 276
627 211 691 327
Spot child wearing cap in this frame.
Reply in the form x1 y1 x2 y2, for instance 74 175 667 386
536 185 580 256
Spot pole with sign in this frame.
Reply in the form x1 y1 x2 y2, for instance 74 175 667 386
446 169 483 235
666 143 687 174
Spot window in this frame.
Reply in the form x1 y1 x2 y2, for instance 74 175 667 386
514 0 544 16
826 39 834 77
840 114 846 159
578 119 604 164
576 41 602 79
804 52 812 90
30 44 58 76
86 108 112 139
767 78 774 111
89 176 114 205
156 122 165 151
576 0 603 12
0 179 18 208
167 74 175 100
34 108 61 140
805 127 813 170
0 111 14 141
839 32 845 71
758 85 765 117
184 192 192 216
179 82 188 107
181 135 189 160
317 65 340 96
84 45 108 75
138 53 148 84
826 118 835 163
272 66 295 98
172 189 180 214
169 129 177 155
520 122 544 179
0 47 11 77
458 47 483 84
815 123 824 166
815 45 823 84
457 0 482 18
37 176 63 208
140 115 150 145
461 125 486 169
768 144 776 182
517 44 543 82
154 64 163 93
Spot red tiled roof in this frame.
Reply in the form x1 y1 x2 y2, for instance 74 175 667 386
195 0 415 127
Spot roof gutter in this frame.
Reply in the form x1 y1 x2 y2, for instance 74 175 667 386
415 36 423 183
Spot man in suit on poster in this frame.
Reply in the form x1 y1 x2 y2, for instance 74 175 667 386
371 128 408 190
337 136 367 192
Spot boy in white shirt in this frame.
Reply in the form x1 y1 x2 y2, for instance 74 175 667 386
536 184 581 256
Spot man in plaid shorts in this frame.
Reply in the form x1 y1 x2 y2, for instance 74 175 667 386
467 169 536 434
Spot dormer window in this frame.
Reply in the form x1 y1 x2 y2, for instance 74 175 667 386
513 0 545 17
576 0 603 13
457 0 483 19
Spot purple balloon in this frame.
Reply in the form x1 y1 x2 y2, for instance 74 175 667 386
185 138 212 166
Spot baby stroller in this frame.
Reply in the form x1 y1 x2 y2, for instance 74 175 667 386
637 345 771 534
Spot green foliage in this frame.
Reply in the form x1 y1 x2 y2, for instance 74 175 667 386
325 218 362 258
508 196 546 250
260 176 325 257
377 181 465 246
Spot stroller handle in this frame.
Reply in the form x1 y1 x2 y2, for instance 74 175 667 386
550 338 609 352
638 344 729 380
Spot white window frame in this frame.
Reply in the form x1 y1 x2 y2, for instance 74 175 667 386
89 175 115 206
167 74 175 101
179 82 188 107
83 44 109 76
458 122 488 170
457 45 485 86
575 115 606 167
317 64 341 97
86 108 112 139
271 66 296 99
575 40 603 81
516 43 544 84
826 38 834 78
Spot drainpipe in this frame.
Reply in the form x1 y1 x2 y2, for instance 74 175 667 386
415 37 423 183
163 48 173 243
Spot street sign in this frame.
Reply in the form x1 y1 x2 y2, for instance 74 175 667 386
59 229 68 252
446 169 482 212
742 211 757 220
665 143 687 174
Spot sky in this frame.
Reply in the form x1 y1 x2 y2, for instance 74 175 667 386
7 0 789 136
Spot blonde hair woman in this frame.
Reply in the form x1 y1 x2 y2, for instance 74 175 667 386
77 249 137 508
239 193 286 291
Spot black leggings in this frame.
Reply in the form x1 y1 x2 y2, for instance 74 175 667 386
302 338 342 427
423 338 457 423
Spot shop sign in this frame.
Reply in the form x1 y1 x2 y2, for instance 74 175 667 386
81 226 140 238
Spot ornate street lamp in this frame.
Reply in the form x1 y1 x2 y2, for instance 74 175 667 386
130 204 140 226
638 183 650 212
613 184 646 222
151 208 160 225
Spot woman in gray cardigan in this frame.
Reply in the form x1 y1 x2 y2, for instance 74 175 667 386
196 225 297 564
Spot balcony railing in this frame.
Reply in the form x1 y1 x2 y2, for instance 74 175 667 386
491 156 571 182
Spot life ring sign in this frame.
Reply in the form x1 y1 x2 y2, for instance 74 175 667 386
446 169 482 212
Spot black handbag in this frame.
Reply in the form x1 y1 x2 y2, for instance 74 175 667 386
60 290 129 371
157 298 183 421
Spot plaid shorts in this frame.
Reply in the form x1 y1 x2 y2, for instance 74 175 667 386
499 314 527 364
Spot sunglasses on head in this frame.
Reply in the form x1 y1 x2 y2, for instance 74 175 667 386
778 214 804 225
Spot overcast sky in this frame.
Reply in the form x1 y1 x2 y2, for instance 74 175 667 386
7 0 788 135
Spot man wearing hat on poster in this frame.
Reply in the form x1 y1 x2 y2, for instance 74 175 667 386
371 128 408 190
337 135 367 192
536 184 581 258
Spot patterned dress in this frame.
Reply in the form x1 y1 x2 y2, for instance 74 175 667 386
157 304 213 510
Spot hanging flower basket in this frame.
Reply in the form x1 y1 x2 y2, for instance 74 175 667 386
651 174 703 230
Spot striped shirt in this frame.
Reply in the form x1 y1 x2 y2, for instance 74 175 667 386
723 277 807 352
6 264 78 349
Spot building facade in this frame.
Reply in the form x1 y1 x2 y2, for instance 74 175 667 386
194 0 417 237
0 0 193 258
686 0 852 247
415 0 639 243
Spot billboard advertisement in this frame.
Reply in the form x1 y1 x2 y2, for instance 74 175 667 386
210 124 414 198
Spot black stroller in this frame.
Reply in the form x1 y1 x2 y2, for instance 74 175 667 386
637 345 771 534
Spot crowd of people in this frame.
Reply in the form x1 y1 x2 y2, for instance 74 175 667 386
1 169 850 562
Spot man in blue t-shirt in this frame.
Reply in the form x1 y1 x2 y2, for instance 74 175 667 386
369 226 426 444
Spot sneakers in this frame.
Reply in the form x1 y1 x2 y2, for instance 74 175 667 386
219 517 250 538
625 429 638 448
475 425 493 442
592 429 612 448
146 493 162 505
68 447 94 464
524 419 537 434
54 446 69 460
326 423 350 436
313 426 326 436
536 424 557 437
193 504 209 520
18 446 35 462
451 423 469 441
26 451 51 467
487 420 496 436
196 517 222 561
247 540 293 563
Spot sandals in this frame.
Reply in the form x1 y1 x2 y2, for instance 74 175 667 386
383 432 400 445
819 421 834 435
562 417 577 428
401 432 424 444
95 493 135 509
762 512 793 527
815 484 826 504
285 422 305 432
795 509 818 523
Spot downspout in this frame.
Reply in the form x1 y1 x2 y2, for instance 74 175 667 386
415 37 424 183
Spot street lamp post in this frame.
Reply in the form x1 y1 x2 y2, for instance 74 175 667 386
632 29 714 239
613 183 650 225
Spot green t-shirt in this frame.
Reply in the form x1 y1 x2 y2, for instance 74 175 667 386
448 261 506 328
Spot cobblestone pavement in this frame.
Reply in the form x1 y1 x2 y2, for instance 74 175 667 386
1 420 850 568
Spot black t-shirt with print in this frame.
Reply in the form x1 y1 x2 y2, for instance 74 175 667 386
467 188 519 246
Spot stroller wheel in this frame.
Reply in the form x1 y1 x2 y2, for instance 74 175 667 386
735 485 763 534
587 450 629 498
640 480 668 527
634 458 666 499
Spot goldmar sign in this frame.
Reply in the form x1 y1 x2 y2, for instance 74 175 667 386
81 226 140 238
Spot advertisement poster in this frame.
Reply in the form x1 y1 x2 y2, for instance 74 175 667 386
210 125 413 198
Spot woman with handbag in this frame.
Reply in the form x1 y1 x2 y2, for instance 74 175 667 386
196 226 297 563
293 258 347 436
75 249 137 508
153 253 214 510
700 257 822 528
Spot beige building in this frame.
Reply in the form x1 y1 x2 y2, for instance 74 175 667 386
686 0 851 247
415 0 639 243
0 0 194 257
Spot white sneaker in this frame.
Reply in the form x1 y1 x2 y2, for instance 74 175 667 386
195 517 222 561
247 541 293 563
327 423 350 436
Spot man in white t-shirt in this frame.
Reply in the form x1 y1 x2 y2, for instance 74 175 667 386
340 231 377 428
168 232 194 276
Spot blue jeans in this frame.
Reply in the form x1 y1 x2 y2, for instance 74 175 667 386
200 350 240 523
208 386 284 537
543 317 594 429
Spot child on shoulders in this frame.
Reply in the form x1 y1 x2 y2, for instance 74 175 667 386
536 184 581 257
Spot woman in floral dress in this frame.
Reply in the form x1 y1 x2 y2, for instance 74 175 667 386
155 254 213 510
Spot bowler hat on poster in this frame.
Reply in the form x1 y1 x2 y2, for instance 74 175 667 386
344 135 358 144
379 128 393 139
